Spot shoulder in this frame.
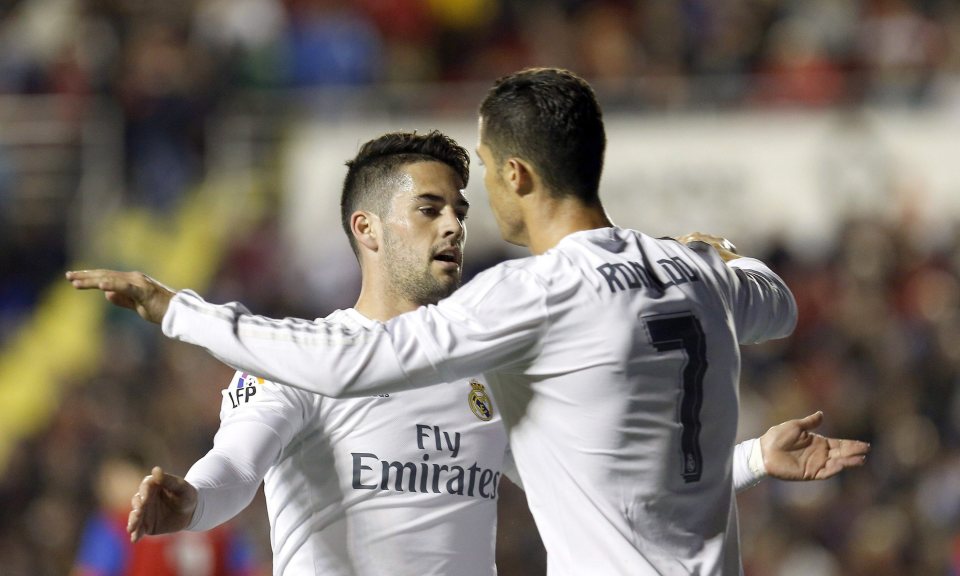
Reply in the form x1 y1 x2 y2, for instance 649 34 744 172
218 370 315 421
474 256 544 285
447 256 548 306
648 235 738 283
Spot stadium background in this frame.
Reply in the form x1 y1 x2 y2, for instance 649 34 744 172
2 0 960 574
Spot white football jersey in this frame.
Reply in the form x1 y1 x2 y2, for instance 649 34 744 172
165 227 797 576
183 309 509 576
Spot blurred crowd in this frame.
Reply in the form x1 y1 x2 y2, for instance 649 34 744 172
737 215 960 575
1 0 959 102
3 0 960 332
2 0 960 575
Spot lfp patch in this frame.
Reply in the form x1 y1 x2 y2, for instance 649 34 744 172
226 372 265 409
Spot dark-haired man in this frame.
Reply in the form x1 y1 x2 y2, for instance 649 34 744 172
121 131 511 575
70 70 868 575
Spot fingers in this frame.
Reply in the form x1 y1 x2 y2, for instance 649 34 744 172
795 411 824 432
816 454 868 480
128 489 151 542
128 516 139 541
67 271 142 312
67 269 173 323
811 437 869 480
676 232 715 245
66 270 143 297
105 291 137 309
147 466 184 494
65 269 116 290
830 437 871 459
676 232 733 247
127 467 166 542
128 480 149 542
797 412 870 458
675 233 739 262
153 466 185 495
128 505 142 542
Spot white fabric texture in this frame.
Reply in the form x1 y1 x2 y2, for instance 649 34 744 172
165 227 797 576
184 309 509 576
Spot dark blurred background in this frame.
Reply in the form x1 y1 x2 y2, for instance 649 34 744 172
2 0 960 574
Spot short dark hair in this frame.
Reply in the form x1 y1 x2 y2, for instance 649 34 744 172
340 130 470 256
479 67 606 204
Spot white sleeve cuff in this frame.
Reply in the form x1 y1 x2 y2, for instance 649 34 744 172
733 438 768 493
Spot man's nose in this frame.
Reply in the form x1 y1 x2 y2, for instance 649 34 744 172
441 210 465 240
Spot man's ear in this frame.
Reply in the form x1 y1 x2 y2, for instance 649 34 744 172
505 158 536 197
351 211 380 252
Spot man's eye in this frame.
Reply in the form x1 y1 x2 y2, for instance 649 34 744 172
457 212 469 222
419 207 439 216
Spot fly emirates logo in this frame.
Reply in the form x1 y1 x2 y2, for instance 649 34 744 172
351 424 501 500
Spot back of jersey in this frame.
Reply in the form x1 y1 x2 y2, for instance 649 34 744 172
488 227 795 576
161 225 797 576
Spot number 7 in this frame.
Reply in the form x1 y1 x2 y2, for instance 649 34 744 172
645 313 708 483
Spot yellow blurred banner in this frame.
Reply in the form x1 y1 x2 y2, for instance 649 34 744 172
0 176 260 473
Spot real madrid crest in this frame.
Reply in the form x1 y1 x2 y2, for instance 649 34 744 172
468 380 494 421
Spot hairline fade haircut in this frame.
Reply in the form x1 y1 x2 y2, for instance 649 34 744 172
340 130 471 257
478 67 606 205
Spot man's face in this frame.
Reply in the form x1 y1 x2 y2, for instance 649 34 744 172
476 117 523 246
380 160 469 306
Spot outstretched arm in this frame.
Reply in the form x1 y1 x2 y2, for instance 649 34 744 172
67 266 547 398
734 411 870 492
128 467 197 542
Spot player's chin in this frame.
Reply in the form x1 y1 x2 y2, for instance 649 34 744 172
438 270 461 287
431 268 461 291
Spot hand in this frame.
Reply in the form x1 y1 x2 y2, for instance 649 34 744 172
66 269 175 324
128 466 198 543
760 411 870 481
676 232 739 262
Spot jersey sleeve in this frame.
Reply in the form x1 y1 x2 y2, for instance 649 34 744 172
500 446 523 489
725 257 797 344
684 241 797 344
184 371 310 531
162 265 549 397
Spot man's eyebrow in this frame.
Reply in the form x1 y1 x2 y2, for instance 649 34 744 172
414 193 470 209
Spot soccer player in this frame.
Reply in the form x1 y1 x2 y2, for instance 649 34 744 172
126 131 511 575
69 69 868 574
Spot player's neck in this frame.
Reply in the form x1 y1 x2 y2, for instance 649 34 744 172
354 288 418 322
524 197 613 255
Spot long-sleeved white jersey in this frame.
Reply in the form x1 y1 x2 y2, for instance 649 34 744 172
182 308 511 576
164 228 797 576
